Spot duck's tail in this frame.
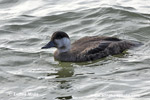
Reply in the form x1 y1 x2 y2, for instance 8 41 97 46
127 40 144 48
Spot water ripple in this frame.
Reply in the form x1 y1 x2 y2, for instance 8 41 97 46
0 0 150 100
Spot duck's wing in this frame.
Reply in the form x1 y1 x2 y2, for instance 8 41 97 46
74 37 122 54
75 40 134 62
86 41 111 54
71 36 117 53
71 36 141 61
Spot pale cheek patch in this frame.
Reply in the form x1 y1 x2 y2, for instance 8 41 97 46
55 39 63 48
55 38 71 49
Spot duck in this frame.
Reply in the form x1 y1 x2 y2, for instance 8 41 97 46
41 31 142 62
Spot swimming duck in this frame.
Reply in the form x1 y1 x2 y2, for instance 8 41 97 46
42 31 142 62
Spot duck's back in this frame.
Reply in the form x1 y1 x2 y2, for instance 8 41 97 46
71 36 125 54
70 36 139 61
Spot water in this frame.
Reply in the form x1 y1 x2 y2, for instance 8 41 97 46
0 0 150 100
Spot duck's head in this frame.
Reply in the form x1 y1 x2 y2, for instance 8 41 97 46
42 31 71 53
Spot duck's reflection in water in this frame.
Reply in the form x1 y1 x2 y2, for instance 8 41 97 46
48 62 74 99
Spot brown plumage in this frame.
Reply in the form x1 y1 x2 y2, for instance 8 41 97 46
42 31 142 62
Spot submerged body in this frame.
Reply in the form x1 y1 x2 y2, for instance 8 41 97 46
42 31 142 62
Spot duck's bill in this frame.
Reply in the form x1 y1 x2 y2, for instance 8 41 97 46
41 41 56 49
